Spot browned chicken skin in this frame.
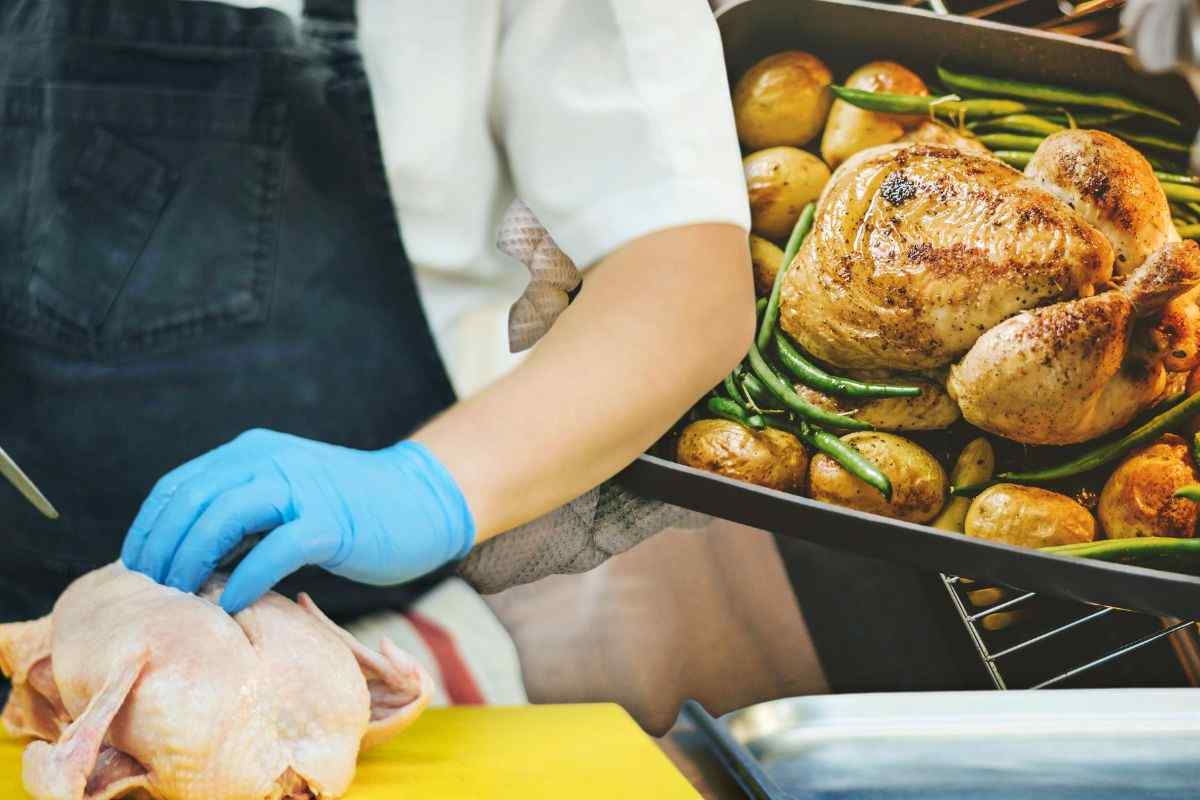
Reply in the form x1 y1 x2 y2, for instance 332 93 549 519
780 143 1114 371
948 241 1200 445
1025 129 1179 274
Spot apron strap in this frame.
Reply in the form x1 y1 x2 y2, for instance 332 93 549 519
303 0 356 23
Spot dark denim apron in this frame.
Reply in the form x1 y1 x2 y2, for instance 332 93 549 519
0 0 457 632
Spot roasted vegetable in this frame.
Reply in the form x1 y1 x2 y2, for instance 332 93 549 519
759 204 815 351
821 61 928 169
935 64 1181 127
792 376 958 431
965 484 1096 548
1044 536 1200 576
733 51 833 150
809 432 946 522
749 235 785 297
676 418 808 492
744 148 829 242
953 390 1200 495
932 438 995 532
1099 434 1200 539
775 334 920 399
828 86 1037 119
765 417 891 498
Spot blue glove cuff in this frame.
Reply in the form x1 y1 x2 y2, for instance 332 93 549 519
383 440 477 561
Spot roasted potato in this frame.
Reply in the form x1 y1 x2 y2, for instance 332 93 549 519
750 234 786 297
793 374 960 431
1099 434 1199 539
932 437 995 532
744 147 831 241
676 418 808 493
965 484 1096 548
733 51 833 150
820 61 928 169
808 432 947 523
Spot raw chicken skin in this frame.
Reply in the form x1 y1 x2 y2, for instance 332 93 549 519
0 563 432 800
781 143 1113 370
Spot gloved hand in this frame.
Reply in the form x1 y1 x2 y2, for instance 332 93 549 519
120 429 475 614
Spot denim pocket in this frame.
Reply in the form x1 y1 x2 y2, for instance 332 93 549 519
28 127 176 336
0 83 287 358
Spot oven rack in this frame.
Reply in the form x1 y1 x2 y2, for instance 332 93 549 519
942 574 1200 689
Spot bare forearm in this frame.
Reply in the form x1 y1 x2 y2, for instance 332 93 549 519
412 223 754 542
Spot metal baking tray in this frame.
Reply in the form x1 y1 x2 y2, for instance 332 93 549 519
698 689 1200 799
617 0 1200 621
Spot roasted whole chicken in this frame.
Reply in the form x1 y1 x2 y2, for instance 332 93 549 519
781 131 1200 444
0 563 431 800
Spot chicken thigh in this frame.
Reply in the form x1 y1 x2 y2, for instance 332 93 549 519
949 241 1200 444
1025 129 1178 274
0 563 432 800
780 143 1114 370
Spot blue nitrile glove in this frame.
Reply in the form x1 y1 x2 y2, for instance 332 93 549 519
120 429 475 614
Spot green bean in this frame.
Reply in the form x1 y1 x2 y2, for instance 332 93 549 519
984 141 1197 200
952 391 1200 495
755 297 767 317
1173 203 1200 225
740 372 778 411
774 331 920 399
993 150 1032 169
1157 171 1200 186
723 371 743 403
829 86 1040 119
936 64 1182 128
977 133 1046 152
1193 432 1200 467
1179 224 1200 240
1040 111 1134 128
764 418 892 499
1164 183 1200 204
1176 485 1200 501
1144 153 1188 173
747 342 872 431
706 396 765 430
970 115 1064 137
757 203 815 353
1110 128 1192 155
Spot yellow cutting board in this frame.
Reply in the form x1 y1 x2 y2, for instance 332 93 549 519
1 704 701 799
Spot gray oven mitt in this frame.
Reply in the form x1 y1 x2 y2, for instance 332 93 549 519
455 200 708 594
457 483 709 594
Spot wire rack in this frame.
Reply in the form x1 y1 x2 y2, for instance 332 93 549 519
942 574 1200 689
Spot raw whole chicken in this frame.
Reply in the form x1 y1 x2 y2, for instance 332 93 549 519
0 563 432 800
780 143 1114 371
949 241 1200 444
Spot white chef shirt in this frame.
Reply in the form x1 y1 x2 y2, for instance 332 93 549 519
196 0 750 396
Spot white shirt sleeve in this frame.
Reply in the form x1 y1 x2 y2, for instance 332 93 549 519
493 0 751 270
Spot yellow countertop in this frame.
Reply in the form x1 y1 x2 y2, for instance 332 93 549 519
2 703 701 799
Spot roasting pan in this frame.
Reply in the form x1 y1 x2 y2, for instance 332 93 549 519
616 0 1200 621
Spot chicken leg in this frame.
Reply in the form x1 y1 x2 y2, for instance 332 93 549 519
948 241 1200 444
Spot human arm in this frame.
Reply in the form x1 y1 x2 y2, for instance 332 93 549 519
412 222 754 543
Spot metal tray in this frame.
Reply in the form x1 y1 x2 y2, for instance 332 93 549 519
617 0 1200 621
700 689 1200 799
